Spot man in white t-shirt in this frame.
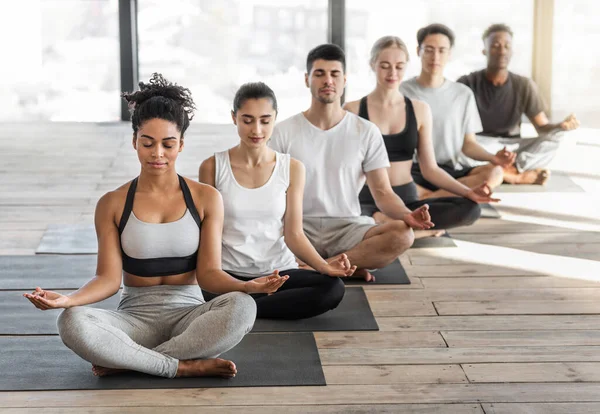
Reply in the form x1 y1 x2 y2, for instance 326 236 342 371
399 23 515 199
270 44 434 281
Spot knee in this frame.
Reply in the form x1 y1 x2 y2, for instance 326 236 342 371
456 199 481 227
484 165 505 188
217 292 257 333
387 221 415 253
57 307 89 345
321 277 345 310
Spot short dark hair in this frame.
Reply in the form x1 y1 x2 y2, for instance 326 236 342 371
232 82 278 115
306 44 346 74
417 24 455 48
122 73 195 136
482 23 514 41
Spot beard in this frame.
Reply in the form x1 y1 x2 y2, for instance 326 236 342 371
316 94 337 104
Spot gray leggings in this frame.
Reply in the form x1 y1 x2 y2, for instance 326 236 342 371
56 285 256 378
471 130 565 172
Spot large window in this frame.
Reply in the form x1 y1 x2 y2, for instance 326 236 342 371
552 0 600 127
345 0 534 100
0 0 120 122
138 0 328 123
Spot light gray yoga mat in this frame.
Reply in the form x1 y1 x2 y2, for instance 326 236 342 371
344 259 410 285
36 224 97 254
5 287 378 334
495 172 584 193
253 287 378 332
411 232 456 248
480 203 502 219
0 333 325 390
0 255 98 290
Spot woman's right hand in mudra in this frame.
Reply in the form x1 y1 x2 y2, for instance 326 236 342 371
244 270 289 294
23 287 71 310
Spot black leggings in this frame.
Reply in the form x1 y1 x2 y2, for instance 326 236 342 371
202 269 345 320
359 181 481 230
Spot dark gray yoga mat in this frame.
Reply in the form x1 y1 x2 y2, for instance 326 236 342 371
480 203 502 219
411 232 456 248
0 290 121 335
5 288 378 334
0 255 98 290
0 333 325 390
495 172 584 193
344 259 410 285
36 224 97 254
253 287 378 332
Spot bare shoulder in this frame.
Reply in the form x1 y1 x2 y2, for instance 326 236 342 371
94 183 130 225
343 99 361 115
199 155 216 173
289 157 305 172
184 177 222 210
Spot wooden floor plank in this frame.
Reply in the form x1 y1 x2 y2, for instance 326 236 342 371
315 332 446 349
0 404 485 414
422 277 600 289
324 364 468 384
482 402 600 414
377 315 600 332
442 330 600 347
463 362 600 383
319 346 600 365
2 384 600 406
435 300 600 315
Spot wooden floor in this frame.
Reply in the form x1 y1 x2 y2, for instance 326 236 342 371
1 122 600 413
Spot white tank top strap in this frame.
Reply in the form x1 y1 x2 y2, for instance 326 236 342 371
214 150 230 190
277 152 291 188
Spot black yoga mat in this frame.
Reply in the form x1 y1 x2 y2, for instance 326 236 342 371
0 290 121 335
36 224 97 254
344 259 410 285
495 172 584 193
480 203 502 219
411 232 456 248
0 255 98 290
6 287 378 334
253 287 378 332
0 333 325 390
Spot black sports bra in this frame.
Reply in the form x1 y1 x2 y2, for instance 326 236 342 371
118 175 202 277
358 96 419 162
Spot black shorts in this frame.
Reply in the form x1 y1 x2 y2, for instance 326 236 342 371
411 163 474 192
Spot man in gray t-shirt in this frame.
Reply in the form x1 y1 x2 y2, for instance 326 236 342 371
458 24 579 185
400 24 515 199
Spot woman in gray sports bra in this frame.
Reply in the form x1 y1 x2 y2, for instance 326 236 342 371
23 74 288 379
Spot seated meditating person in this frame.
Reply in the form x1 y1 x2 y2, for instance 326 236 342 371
458 23 580 185
399 24 516 199
344 35 500 235
199 82 353 319
23 74 288 379
270 44 435 282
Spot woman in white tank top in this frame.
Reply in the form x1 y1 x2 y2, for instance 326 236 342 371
200 82 356 320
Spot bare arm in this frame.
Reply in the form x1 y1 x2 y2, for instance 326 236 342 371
194 183 288 294
415 101 470 197
199 156 216 187
531 112 579 134
461 132 495 162
365 168 412 220
24 192 124 310
194 186 252 294
283 159 329 272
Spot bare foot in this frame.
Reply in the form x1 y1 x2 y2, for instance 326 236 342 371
414 229 446 239
504 166 550 185
351 268 375 282
92 365 129 377
176 358 237 378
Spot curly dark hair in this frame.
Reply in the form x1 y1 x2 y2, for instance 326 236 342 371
121 73 196 136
